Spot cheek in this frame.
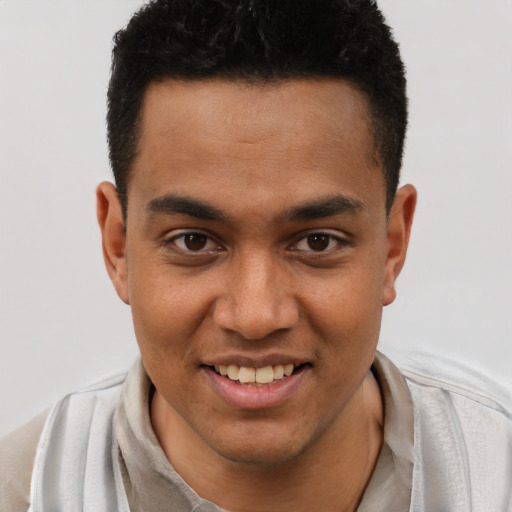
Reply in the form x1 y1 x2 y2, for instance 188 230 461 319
303 263 384 336
126 254 212 358
127 268 212 409
301 262 384 376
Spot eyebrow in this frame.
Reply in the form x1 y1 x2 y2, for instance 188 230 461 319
146 194 227 221
283 195 367 221
146 193 366 223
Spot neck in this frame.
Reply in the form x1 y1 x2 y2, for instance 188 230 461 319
151 372 383 512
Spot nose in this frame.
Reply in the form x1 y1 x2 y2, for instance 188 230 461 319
213 253 299 340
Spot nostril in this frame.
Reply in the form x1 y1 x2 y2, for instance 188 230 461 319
212 293 299 340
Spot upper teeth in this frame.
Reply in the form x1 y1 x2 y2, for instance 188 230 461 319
215 364 295 384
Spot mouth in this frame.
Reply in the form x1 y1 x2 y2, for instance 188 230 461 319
202 355 313 411
206 363 309 385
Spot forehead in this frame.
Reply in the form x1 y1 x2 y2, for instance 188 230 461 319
138 77 377 155
129 78 385 216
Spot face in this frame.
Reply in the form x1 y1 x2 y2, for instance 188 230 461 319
99 78 413 466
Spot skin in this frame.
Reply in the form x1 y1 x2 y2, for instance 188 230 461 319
97 78 416 511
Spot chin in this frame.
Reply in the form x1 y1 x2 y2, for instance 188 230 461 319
203 422 315 467
216 442 304 467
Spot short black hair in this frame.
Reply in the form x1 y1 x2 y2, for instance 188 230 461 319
107 0 407 216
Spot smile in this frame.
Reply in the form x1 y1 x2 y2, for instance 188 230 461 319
212 364 297 385
203 362 311 410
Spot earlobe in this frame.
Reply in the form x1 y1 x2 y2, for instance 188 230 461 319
96 181 130 304
382 184 417 306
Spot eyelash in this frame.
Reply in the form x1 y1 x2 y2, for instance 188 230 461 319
161 230 348 255
163 231 222 254
292 232 348 253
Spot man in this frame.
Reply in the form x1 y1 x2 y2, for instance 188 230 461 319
1 1 511 511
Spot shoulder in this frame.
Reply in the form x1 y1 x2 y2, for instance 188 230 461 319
0 370 128 512
44 370 128 425
381 350 512 508
38 370 128 451
380 350 512 509
0 409 49 512
388 350 512 416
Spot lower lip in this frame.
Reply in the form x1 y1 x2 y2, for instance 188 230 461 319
202 365 310 410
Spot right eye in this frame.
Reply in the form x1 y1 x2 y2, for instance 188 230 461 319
165 231 220 253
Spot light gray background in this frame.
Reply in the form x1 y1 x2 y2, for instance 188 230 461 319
1 0 511 437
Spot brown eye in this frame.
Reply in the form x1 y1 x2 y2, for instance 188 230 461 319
183 233 208 251
164 230 223 260
167 231 220 254
307 234 330 251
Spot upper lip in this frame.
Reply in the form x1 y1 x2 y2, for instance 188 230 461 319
202 353 311 368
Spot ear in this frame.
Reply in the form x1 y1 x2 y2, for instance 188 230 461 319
96 182 130 304
382 184 417 306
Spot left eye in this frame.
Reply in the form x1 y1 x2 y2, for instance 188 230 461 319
294 233 343 252
170 232 219 252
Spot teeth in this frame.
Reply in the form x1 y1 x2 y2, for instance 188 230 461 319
238 367 256 383
227 365 239 380
284 364 294 377
273 364 284 380
255 366 274 384
215 363 298 384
